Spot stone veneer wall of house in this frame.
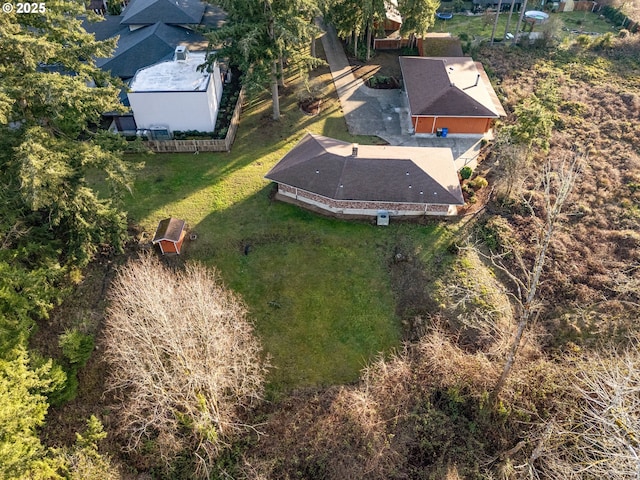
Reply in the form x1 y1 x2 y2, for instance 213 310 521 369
277 184 456 217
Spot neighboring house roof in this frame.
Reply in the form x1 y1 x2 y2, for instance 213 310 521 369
120 0 205 26
265 133 464 206
201 4 227 29
129 52 210 92
399 56 506 118
83 15 125 41
92 22 207 78
152 218 186 243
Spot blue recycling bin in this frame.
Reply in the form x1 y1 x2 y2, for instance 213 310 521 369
441 128 448 138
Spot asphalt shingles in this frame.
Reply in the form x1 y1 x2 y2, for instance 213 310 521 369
317 19 488 170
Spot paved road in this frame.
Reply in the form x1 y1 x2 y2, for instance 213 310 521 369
317 19 485 169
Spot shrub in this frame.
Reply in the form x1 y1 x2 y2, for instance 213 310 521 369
575 34 591 47
460 166 473 180
106 0 122 15
453 0 466 12
590 32 614 51
104 255 269 476
462 184 476 198
296 79 324 104
469 176 489 190
59 329 94 367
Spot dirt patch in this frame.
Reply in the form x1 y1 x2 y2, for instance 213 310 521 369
346 48 403 83
387 240 445 340
299 98 322 115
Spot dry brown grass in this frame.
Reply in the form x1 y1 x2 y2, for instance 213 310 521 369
478 39 640 347
242 327 516 479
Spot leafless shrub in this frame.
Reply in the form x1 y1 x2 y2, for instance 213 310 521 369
494 139 530 201
525 344 640 479
237 384 401 480
319 388 401 479
414 327 498 395
361 349 413 418
103 254 268 476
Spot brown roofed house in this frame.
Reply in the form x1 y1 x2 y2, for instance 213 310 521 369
265 133 464 219
152 218 186 254
399 56 506 135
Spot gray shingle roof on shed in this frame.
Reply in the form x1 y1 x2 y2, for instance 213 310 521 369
93 22 206 78
265 134 464 206
399 56 505 118
152 218 186 243
120 0 205 25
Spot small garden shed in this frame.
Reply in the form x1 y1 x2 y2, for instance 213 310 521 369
152 218 186 255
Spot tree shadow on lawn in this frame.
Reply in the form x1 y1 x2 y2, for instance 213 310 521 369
123 127 292 229
182 186 401 393
182 184 457 394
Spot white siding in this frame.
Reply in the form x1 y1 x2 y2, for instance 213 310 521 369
128 77 220 132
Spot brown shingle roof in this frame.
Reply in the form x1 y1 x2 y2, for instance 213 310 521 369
265 134 464 206
399 56 506 118
152 218 186 243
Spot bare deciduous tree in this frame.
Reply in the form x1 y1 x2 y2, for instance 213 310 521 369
470 156 582 402
526 345 640 479
104 255 268 477
494 132 530 201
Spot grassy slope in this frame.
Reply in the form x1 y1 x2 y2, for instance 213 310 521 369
122 57 453 392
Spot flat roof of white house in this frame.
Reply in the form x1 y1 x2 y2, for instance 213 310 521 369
129 51 209 92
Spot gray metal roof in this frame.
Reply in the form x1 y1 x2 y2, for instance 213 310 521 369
265 134 464 206
93 22 207 78
120 0 205 25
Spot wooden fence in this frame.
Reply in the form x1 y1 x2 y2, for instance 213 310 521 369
143 87 245 153
373 38 408 50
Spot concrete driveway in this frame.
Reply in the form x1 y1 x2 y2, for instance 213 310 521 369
318 19 486 170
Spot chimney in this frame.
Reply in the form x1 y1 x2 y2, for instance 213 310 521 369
174 45 188 62
351 143 359 157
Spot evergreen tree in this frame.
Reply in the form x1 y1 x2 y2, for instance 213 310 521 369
0 4 137 477
205 0 322 120
0 348 63 479
0 1 137 339
398 0 440 48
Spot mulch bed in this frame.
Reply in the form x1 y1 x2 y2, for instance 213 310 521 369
299 98 322 115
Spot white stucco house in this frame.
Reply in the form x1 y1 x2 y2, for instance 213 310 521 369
127 47 223 136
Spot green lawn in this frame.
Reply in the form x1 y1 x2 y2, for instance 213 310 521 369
121 61 453 393
433 10 619 41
